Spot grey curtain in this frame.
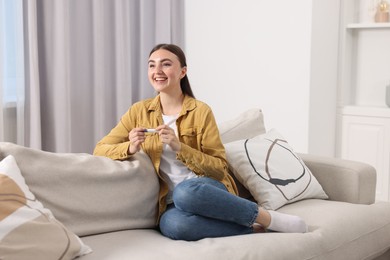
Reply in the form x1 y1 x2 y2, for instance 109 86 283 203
23 0 184 153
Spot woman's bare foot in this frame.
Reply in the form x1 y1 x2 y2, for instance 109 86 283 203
252 223 266 233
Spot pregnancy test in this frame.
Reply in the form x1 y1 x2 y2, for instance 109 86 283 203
144 128 158 133
143 117 177 133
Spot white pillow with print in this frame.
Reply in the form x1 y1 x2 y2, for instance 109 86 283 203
224 129 328 210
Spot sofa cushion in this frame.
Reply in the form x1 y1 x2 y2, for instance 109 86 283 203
0 142 159 236
79 200 390 260
218 108 266 144
0 155 91 259
224 129 328 210
218 108 266 198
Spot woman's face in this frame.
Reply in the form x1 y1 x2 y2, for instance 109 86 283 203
148 49 187 94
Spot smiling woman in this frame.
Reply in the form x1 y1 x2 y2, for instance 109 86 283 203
94 43 308 242
0 0 25 144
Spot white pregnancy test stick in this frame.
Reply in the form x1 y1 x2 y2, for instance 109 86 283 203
143 117 177 133
144 128 158 133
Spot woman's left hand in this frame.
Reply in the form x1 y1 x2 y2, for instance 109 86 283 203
155 124 181 152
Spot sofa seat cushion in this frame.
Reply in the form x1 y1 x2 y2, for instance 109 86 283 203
279 199 390 259
80 199 390 260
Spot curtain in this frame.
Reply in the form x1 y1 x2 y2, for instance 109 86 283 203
19 0 184 153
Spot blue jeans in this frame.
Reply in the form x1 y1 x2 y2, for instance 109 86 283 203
159 177 259 241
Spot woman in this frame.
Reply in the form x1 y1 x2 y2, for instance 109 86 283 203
93 43 307 241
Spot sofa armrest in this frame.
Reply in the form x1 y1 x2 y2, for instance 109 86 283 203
299 153 376 205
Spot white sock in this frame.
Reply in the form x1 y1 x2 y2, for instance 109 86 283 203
267 210 308 233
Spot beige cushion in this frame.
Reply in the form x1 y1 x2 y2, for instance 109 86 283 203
0 155 91 259
0 142 159 236
80 200 390 260
218 108 266 198
218 108 266 144
224 129 328 210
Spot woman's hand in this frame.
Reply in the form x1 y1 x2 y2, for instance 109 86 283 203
128 128 146 154
156 124 181 152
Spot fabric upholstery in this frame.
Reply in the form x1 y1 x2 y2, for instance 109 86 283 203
80 200 390 260
218 108 266 198
0 155 91 259
218 108 266 144
299 153 377 204
0 142 159 236
224 129 328 210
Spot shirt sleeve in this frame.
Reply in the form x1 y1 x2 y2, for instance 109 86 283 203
93 108 135 160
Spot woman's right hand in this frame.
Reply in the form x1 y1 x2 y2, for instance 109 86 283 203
128 128 146 154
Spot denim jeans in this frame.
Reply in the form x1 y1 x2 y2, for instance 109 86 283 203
159 177 259 241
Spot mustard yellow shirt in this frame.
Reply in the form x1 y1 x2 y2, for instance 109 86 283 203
93 95 238 221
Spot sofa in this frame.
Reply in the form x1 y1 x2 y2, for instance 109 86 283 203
1 108 390 260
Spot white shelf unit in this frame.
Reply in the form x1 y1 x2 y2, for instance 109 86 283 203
337 0 390 201
346 22 390 28
339 27 390 107
338 0 390 108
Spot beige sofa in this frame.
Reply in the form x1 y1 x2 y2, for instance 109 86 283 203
1 109 390 260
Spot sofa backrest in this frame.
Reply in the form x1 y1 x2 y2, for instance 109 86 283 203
0 142 159 236
0 108 266 236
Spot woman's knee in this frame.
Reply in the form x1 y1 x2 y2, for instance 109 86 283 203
159 208 194 240
172 178 203 210
173 177 226 211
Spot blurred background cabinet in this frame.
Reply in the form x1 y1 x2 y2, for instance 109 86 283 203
339 106 390 201
337 0 390 201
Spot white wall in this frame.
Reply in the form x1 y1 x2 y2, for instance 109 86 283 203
184 0 339 155
309 1 340 156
